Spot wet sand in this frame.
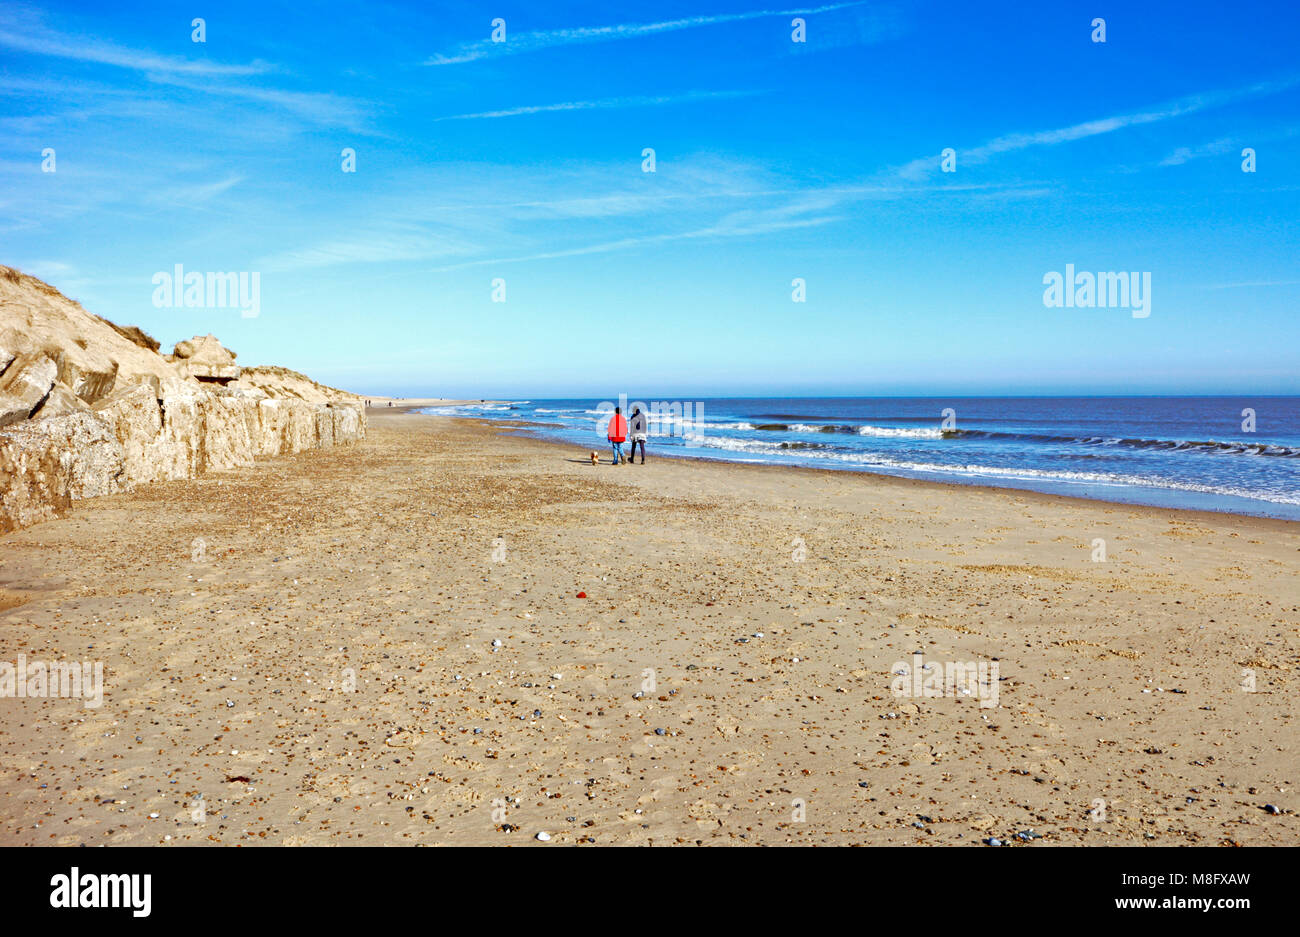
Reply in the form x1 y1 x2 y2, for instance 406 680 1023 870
362 397 504 412
1 412 1296 846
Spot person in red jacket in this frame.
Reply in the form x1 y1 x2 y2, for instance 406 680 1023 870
607 406 628 465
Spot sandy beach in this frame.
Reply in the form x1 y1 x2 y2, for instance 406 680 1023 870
1 411 1296 846
363 398 505 412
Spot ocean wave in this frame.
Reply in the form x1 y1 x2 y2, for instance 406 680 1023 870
1100 436 1300 456
697 436 838 454
788 423 847 433
757 413 947 423
857 424 946 439
676 443 1299 506
685 420 755 431
438 404 1300 460
742 449 1300 506
753 421 948 438
960 430 1300 456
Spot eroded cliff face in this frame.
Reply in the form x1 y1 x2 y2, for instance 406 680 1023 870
0 266 365 532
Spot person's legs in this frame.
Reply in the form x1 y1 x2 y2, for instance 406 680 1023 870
611 441 624 464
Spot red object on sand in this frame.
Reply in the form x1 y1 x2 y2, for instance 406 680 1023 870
576 591 587 598
607 414 627 442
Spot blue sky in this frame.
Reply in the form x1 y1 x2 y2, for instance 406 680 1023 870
3 0 1298 396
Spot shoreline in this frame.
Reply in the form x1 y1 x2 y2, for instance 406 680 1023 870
401 408 1300 534
362 397 508 414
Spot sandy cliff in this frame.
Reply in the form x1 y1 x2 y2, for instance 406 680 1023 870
0 266 365 532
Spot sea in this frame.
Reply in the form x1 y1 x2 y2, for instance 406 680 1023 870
419 396 1300 521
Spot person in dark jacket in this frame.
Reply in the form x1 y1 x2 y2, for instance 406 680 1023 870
628 407 647 464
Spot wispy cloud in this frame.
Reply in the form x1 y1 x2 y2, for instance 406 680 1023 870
429 214 841 272
0 9 271 77
435 89 761 121
1202 280 1300 289
0 11 369 133
1158 123 1300 167
256 156 1056 277
144 74 373 133
1159 138 1237 166
159 175 245 205
424 2 873 65
892 76 1300 181
258 229 483 272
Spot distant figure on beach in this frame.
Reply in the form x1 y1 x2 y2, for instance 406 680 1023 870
607 406 628 465
628 407 647 464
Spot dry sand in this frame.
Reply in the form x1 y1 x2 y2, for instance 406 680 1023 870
1 413 1296 846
